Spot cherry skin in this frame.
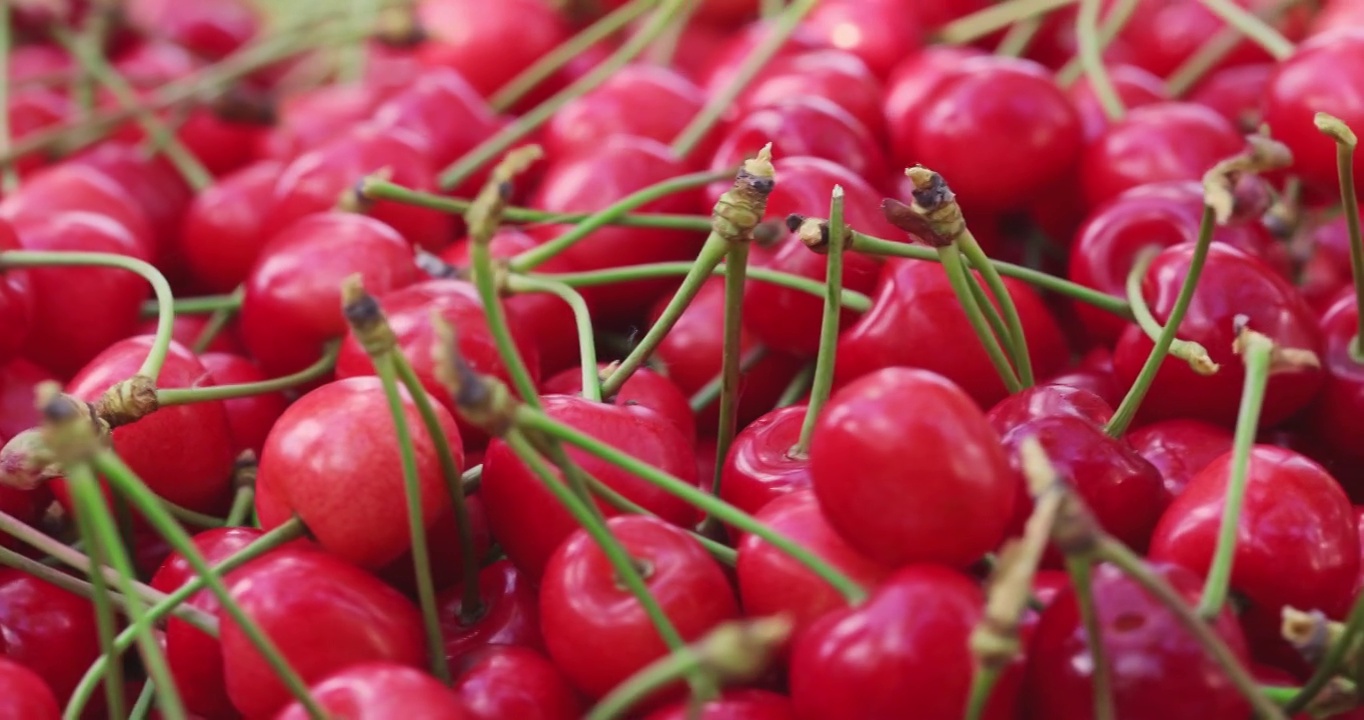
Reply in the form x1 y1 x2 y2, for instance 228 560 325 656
438 559 544 666
124 0 259 59
0 162 155 259
803 0 924 79
644 689 796 720
1307 293 1364 470
1189 63 1274 133
371 67 504 194
0 220 32 366
0 482 51 553
257 376 463 570
542 363 697 447
132 313 245 357
1126 419 1234 499
275 662 465 720
1150 445 1360 619
1081 102 1245 209
738 489 894 639
699 20 829 93
1024 561 1252 720
64 336 237 514
452 646 585 720
6 87 67 179
0 656 60 720
790 565 1015 720
987 383 1115 435
1112 243 1323 428
1067 64 1170 142
198 352 288 457
179 159 283 294
540 515 739 699
1263 30 1364 193
220 545 426 718
904 55 1082 213
882 45 990 180
810 367 1016 568
261 82 400 161
240 211 417 377
709 98 886 190
70 141 194 269
833 257 1069 408
379 495 493 598
733 50 886 142
0 569 100 705
480 394 700 581
415 0 570 99
544 65 709 166
0 359 52 440
1299 217 1355 313
719 404 812 517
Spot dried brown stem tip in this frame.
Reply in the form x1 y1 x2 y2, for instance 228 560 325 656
340 274 398 357
1019 435 1101 558
430 313 517 437
712 143 777 245
696 615 793 682
415 248 465 280
232 451 258 491
1202 134 1294 225
340 167 393 214
466 145 545 243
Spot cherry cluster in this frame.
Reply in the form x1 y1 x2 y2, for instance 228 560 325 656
2 0 1364 718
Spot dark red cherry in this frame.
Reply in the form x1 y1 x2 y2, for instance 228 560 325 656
1150 445 1360 619
738 489 893 639
1308 293 1364 467
1026 4 1135 69
1264 29 1364 196
380 496 492 598
453 646 584 720
719 405 811 517
1127 419 1234 499
180 159 282 294
481 394 700 581
987 383 1115 435
0 482 51 553
0 569 100 705
545 65 709 165
790 565 1016 720
834 257 1069 408
811 367 1016 568
1081 102 1245 208
540 515 739 699
1067 64 1169 141
125 0 259 59
732 50 886 142
1024 561 1252 720
261 82 399 161
1111 243 1323 427
66 336 237 514
1121 0 1275 77
542 364 696 447
0 359 52 440
199 352 288 456
1045 366 1125 409
239 211 417 377
0 220 33 366
1299 217 1354 313
803 0 925 78
883 46 988 177
1190 63 1273 132
644 689 796 720
438 559 543 666
710 98 886 189
257 377 463 570
0 656 60 720
220 546 426 719
0 162 155 259
131 314 244 356
416 0 569 99
275 662 466 720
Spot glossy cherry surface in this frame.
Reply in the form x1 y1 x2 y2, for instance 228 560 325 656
179 159 282 294
542 364 696 447
372 67 504 194
733 50 886 142
453 646 584 720
0 162 155 259
0 656 60 720
0 220 32 366
643 689 797 720
1067 64 1169 141
199 351 288 457
261 82 399 161
0 359 52 440
883 46 988 175
720 404 812 517
70 141 193 269
1263 29 1364 192
1189 63 1274 133
438 559 544 666
0 569 99 704
545 65 709 165
710 98 886 190
416 0 570 99
1307 292 1364 469
275 662 466 720
987 383 1115 435
803 0 924 78
1127 419 1234 499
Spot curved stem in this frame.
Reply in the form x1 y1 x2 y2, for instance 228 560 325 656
141 293 243 318
959 229 1035 387
533 262 873 312
0 2 17 195
688 346 769 413
129 680 157 720
965 268 1015 361
161 498 228 528
939 0 1078 44
941 246 1023 393
0 250 176 381
1056 0 1140 86
1197 0 1295 60
793 187 845 456
193 286 245 354
1105 205 1217 437
709 241 750 512
514 406 868 603
1077 0 1125 121
158 341 340 405
505 275 600 402
1066 557 1115 720
1124 247 1218 375
470 240 542 409
1318 113 1364 362
507 170 727 273
1166 0 1298 96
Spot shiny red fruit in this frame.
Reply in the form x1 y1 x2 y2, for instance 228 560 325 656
1310 293 1364 466
1127 419 1234 499
883 46 988 180
644 689 796 720
0 220 32 365
379 496 492 597
720 405 812 517
545 65 708 165
416 0 570 99
372 67 504 193
542 364 696 447
0 162 155 259
453 646 584 720
275 662 466 720
199 352 288 457
710 98 886 189
0 656 60 720
0 359 51 440
262 82 399 161
1263 30 1364 192
733 50 886 142
1121 0 1276 76
438 559 543 666
987 383 1115 435
1190 63 1273 132
179 159 282 293
70 141 193 269
1067 64 1169 141
0 569 99 704
804 0 924 78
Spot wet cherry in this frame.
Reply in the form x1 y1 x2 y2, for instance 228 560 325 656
438 559 544 666
275 662 466 720
199 352 288 456
453 646 584 720
1126 419 1234 499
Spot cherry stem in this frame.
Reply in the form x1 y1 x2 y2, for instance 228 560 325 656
1098 538 1288 719
957 229 1036 387
437 0 694 190
964 667 1003 720
939 0 1078 44
995 16 1045 57
581 472 738 566
490 0 654 111
1197 329 1273 618
775 362 815 409
129 681 156 720
688 346 769 413
0 2 17 195
1166 0 1299 96
1317 113 1364 361
141 292 243 317
506 275 601 401
0 250 176 381
469 240 545 412
709 241 751 511
1124 246 1219 375
532 262 874 312
64 517 309 718
66 475 128 720
1198 0 1295 61
1077 0 1126 121
669 0 817 158
192 286 245 354
848 232 1133 318
225 480 255 527
1286 592 1364 713
965 270 1015 363
507 170 727 273
941 245 1024 393
1056 0 1140 86
93 450 328 720
1066 556 1116 720
793 186 846 457
1105 204 1217 437
158 341 341 405
586 650 708 720
514 406 869 603
338 0 381 83
161 497 229 528
50 25 214 192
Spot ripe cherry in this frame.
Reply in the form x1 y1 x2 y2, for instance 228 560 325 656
712 99 886 192
179 159 283 294
124 0 259 59
0 359 52 440
643 689 796 720
261 82 400 161
0 656 60 720
0 482 51 553
700 20 830 96
380 496 493 597
0 569 100 705
1127 419 1234 499
275 662 466 720
1121 0 1276 77
810 367 1016 568
803 0 925 79
732 50 886 142
720 404 812 517
1265 30 1364 192
0 162 155 259
540 515 739 699
1308 292 1364 468
542 364 697 447
883 46 988 178
453 646 584 720
1067 64 1169 142
199 352 288 456
6 87 68 179
438 559 544 665
1189 63 1274 132
0 220 32 366
987 383 1116 435
70 141 194 267
415 0 570 100
544 65 709 165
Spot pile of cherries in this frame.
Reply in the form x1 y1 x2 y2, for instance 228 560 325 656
7 0 1364 718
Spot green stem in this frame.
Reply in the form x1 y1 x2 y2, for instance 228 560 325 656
438 0 694 190
490 0 655 111
709 242 750 512
129 680 157 720
1105 205 1217 437
586 646 705 720
959 229 1035 386
64 473 127 720
162 498 228 528
158 341 340 405
514 407 868 603
1317 113 1364 362
939 0 1078 44
1166 0 1298 96
94 452 327 720
141 293 243 318
507 170 728 273
1077 0 1125 121
1124 247 1218 374
470 239 542 408
1055 0 1140 86
964 666 1003 720
774 362 815 409
1197 0 1295 60
793 187 845 456
193 286 245 354
941 246 1023 393
0 250 176 381
1286 591 1364 713
1066 557 1115 720
669 0 818 158
965 269 1015 363
339 0 379 82
533 262 873 312
0 2 17 195
688 346 769 413
225 483 256 527
994 16 1044 57
578 466 737 565
505 275 600 402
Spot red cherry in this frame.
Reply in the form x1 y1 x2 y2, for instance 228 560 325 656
0 656 60 720
1067 64 1169 142
1023 561 1252 720
240 211 417 377
1027 4 1136 69
258 377 462 570
987 383 1115 435
124 0 258 59
0 220 33 365
481 394 700 581
379 496 493 597
915 0 991 30
1308 293 1364 467
882 46 987 179
0 162 155 259
811 367 1016 568
643 689 796 720
1150 445 1360 619
732 50 886 143
790 565 1015 720
6 87 68 178
540 515 739 699
1111 243 1323 427
737 489 894 639
179 159 283 294
833 257 1068 408
1045 367 1125 409
803 0 924 78
1127 419 1234 499
220 545 426 718
261 82 398 161
275 662 465 720
545 65 709 165
1299 217 1355 313
0 482 51 553
542 364 696 447
1121 0 1274 76
1189 62 1273 132
699 20 829 93
0 569 100 705
0 359 52 440
1081 102 1245 208
415 0 570 99
199 352 288 456
66 335 237 514
453 646 585 720
710 98 887 191
131 314 244 357
438 559 543 665
70 141 194 265
719 405 811 517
